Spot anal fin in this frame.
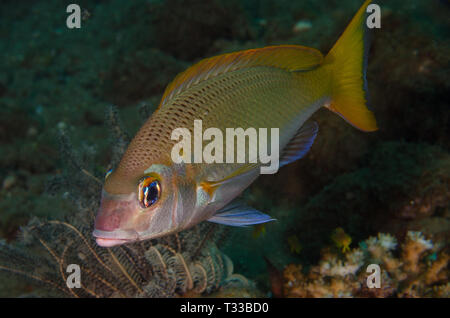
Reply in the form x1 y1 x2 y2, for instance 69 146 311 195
280 121 318 167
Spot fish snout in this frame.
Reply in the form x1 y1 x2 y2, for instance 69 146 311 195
95 194 131 231
93 191 140 246
95 205 124 232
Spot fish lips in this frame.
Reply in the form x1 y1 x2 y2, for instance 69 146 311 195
93 229 138 247
93 190 141 247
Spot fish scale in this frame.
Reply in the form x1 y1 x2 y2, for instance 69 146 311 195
156 67 324 182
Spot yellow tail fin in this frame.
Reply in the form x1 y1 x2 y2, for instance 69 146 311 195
324 0 378 132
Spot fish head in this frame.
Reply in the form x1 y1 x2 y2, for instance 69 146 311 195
93 163 195 247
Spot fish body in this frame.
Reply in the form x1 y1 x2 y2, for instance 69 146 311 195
94 0 377 247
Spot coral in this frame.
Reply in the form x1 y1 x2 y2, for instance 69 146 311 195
283 232 449 298
284 142 450 263
0 218 242 298
206 274 263 298
0 0 448 298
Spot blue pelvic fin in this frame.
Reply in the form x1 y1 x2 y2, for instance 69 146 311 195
208 200 275 227
280 121 318 167
200 163 259 197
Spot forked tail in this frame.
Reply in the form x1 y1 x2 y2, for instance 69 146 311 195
324 0 378 132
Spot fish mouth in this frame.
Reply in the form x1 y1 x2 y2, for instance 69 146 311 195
93 229 139 247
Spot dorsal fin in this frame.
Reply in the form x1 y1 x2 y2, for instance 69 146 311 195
158 45 324 109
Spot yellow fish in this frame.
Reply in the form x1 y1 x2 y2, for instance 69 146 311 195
287 235 302 254
252 223 267 239
331 228 352 253
94 1 377 247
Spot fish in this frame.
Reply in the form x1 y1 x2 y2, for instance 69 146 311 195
93 0 377 247
287 235 302 254
331 227 352 253
252 223 267 239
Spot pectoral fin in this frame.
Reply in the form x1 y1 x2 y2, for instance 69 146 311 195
208 200 275 227
280 121 318 167
200 163 259 197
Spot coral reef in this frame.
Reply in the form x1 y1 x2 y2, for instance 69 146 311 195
283 232 449 298
101 49 187 107
0 0 448 297
0 217 244 297
283 142 450 263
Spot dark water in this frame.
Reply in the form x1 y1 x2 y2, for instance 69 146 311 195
0 0 448 297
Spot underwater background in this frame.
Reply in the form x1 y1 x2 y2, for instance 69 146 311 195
0 0 448 297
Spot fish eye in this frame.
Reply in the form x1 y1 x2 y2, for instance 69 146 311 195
105 168 113 180
138 176 161 209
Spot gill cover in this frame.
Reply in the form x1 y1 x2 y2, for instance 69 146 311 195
94 165 193 246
